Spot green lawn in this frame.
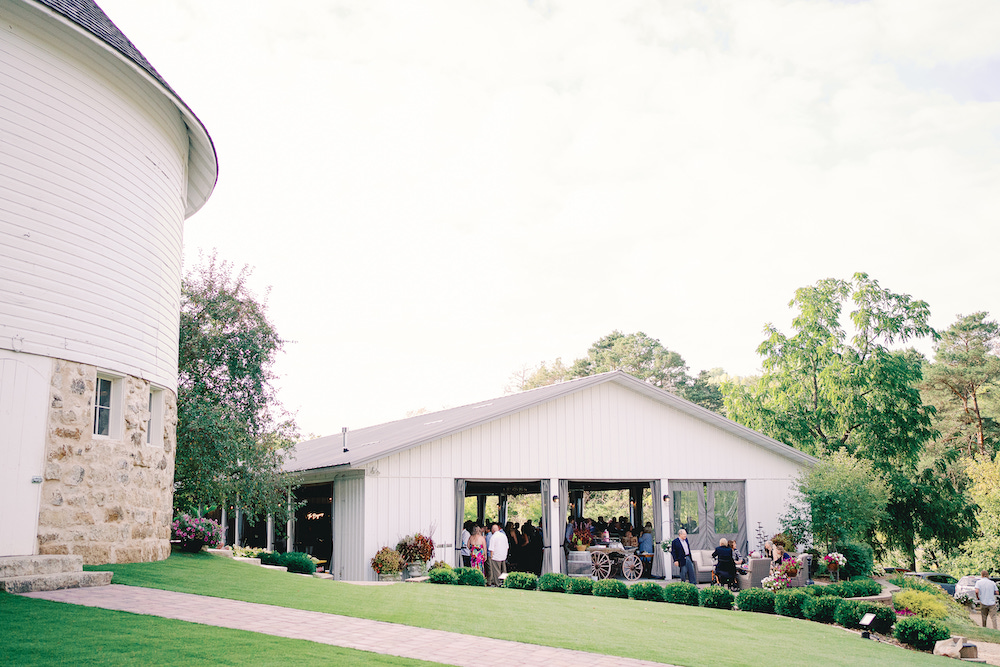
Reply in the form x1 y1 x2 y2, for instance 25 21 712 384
76 552 951 666
0 592 441 666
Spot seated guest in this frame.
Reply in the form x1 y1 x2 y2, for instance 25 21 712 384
728 539 746 570
771 544 793 569
712 538 737 585
637 527 654 554
623 529 638 548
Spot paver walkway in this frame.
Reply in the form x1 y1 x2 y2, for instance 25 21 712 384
22 585 676 667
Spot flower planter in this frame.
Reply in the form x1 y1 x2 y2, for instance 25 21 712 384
574 545 588 551
407 562 426 578
378 572 402 582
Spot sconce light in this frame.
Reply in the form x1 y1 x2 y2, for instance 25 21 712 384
662 494 669 503
552 495 559 503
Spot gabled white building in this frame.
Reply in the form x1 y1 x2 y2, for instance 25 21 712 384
0 0 216 563
284 371 815 581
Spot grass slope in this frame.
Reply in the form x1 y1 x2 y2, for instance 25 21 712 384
0 592 440 666
85 553 946 666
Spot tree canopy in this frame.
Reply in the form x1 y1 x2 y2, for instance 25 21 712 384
175 253 298 520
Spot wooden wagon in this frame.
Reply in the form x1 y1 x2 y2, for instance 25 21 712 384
588 542 645 581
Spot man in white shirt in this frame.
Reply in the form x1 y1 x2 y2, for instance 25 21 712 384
975 570 999 629
488 523 509 587
460 521 472 568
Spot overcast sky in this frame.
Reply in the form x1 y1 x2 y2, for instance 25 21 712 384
97 0 1000 438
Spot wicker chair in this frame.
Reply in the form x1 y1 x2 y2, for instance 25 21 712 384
738 558 771 589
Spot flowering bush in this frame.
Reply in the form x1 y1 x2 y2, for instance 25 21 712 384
231 545 264 558
823 552 847 568
955 593 975 607
570 528 592 547
762 574 790 592
776 560 800 578
171 514 223 548
396 533 434 564
370 546 405 575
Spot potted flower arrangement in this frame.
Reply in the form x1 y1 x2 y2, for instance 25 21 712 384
776 559 799 579
371 546 406 581
570 527 592 551
396 533 435 577
761 573 790 592
171 514 223 553
823 552 847 572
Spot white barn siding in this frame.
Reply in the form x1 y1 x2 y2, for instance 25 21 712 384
356 382 802 578
334 475 366 581
0 2 188 391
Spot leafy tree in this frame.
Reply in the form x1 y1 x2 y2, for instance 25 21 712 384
723 273 975 568
176 252 298 521
781 449 888 552
569 330 689 392
937 455 1000 574
515 358 572 391
683 368 726 413
922 312 1000 458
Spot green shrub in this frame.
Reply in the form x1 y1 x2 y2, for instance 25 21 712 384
838 542 874 579
848 578 882 597
834 599 861 627
774 590 811 619
894 616 951 651
806 548 822 576
835 600 894 633
804 596 840 624
893 589 948 620
503 572 538 590
819 581 843 597
628 582 664 602
860 603 896 634
259 551 283 566
428 560 451 571
454 567 486 587
661 582 700 607
737 588 775 613
538 573 569 593
281 552 317 575
593 579 629 599
699 586 735 610
889 575 952 601
428 568 459 585
566 577 593 595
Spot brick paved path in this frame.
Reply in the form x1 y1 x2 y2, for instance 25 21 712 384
23 585 675 667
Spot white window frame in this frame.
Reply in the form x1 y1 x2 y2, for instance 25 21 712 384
147 386 164 447
93 372 123 439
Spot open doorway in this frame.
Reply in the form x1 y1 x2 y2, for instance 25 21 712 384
457 480 546 575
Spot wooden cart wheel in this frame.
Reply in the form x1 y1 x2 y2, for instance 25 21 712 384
591 551 612 580
622 554 643 581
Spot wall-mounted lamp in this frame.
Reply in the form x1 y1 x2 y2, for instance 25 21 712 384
552 495 559 503
662 494 670 502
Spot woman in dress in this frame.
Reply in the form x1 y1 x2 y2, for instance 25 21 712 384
468 526 487 575
712 537 737 587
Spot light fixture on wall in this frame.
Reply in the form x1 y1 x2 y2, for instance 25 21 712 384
663 494 670 502
552 495 559 503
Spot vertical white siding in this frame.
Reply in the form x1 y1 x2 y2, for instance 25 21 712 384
0 3 188 391
333 475 365 581
0 350 51 556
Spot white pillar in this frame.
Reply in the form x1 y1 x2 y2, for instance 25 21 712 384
548 478 561 574
221 507 228 546
266 515 274 551
234 507 243 547
660 479 673 581
286 488 294 553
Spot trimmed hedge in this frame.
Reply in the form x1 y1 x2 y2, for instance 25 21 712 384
774 590 811 619
538 573 570 593
894 616 951 651
454 567 486 587
848 578 882 597
893 589 947 620
834 600 895 634
661 582 700 607
838 542 874 579
429 568 459 585
803 596 840 624
566 577 593 595
258 551 316 574
593 579 629 599
503 572 538 590
628 582 664 602
737 588 775 614
699 586 735 610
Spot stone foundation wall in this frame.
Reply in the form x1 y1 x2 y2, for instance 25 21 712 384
37 360 176 564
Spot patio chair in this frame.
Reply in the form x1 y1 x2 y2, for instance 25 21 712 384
738 558 771 589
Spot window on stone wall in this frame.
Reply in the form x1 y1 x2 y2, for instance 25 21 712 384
93 374 122 439
147 387 164 447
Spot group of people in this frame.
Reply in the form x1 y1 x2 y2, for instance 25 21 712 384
563 515 652 551
670 529 746 587
461 520 545 586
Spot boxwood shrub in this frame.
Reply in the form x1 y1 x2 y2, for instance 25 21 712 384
282 552 317 575
454 567 486 587
661 582 700 607
894 616 951 651
593 579 629 599
774 589 811 619
429 568 459 585
803 596 840 624
566 577 593 595
628 582 664 602
848 578 882 597
538 573 570 592
699 586 735 610
503 572 538 590
834 600 894 634
737 588 775 614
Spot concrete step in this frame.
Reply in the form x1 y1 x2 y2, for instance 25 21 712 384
0 570 113 594
0 555 83 578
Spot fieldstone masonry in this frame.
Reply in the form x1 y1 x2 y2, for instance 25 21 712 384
37 360 177 564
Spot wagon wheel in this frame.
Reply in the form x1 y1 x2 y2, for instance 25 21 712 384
622 554 643 581
591 551 612 580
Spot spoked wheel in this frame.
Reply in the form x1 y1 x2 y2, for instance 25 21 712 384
591 551 612 580
622 554 643 581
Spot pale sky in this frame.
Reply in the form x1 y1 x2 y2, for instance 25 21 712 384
97 0 1000 438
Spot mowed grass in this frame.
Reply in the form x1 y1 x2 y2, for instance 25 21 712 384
83 552 947 666
0 592 441 666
